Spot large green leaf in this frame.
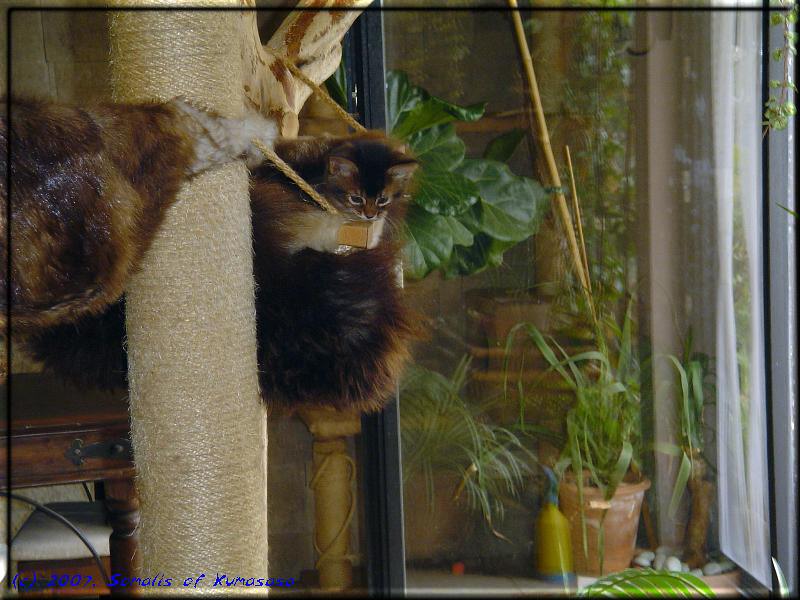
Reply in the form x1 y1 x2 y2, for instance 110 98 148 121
402 205 473 280
457 159 549 242
579 568 714 597
483 129 525 162
386 70 485 139
667 451 692 518
442 234 514 279
408 124 466 171
386 71 426 133
324 58 348 109
390 71 549 279
393 98 486 139
405 125 479 216
442 215 474 247
414 168 480 216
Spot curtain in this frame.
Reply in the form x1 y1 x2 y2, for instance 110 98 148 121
711 10 771 587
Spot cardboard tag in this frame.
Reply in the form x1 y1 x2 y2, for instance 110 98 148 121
336 221 380 249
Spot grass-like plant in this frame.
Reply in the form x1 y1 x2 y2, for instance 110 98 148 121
660 335 714 518
657 332 716 566
504 301 642 562
400 355 536 536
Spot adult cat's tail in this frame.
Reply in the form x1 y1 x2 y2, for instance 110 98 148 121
22 245 421 413
20 300 128 391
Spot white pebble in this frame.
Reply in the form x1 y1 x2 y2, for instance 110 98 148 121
654 554 667 570
703 562 722 576
634 554 652 567
681 562 690 572
690 569 704 578
666 556 682 572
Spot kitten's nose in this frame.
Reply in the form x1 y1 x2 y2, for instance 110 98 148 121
363 211 378 221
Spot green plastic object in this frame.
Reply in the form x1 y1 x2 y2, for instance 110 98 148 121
579 568 715 597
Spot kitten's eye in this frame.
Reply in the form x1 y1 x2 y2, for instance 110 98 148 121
377 196 392 207
348 195 365 206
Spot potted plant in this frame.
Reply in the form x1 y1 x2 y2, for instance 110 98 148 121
399 355 536 562
506 301 650 576
659 333 715 568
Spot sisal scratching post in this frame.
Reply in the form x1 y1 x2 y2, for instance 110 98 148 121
109 3 268 584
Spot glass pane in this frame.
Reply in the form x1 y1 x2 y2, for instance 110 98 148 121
383 6 773 595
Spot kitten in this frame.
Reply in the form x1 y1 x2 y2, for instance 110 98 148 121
22 133 422 414
258 132 418 253
0 96 277 333
251 133 420 412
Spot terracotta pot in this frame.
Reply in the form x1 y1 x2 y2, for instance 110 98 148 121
402 472 472 562
559 475 651 576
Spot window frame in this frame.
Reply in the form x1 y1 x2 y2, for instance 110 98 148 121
352 4 797 595
764 2 797 594
344 7 408 596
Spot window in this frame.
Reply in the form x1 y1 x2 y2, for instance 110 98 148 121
375 5 796 595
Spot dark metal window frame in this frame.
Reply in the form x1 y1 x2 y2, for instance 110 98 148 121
764 2 798 594
343 8 407 596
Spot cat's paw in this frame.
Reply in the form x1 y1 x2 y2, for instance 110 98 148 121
171 98 278 174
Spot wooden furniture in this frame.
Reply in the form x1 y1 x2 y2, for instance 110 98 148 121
13 502 112 597
298 406 361 592
1 374 139 595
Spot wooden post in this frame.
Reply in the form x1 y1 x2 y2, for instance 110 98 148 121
298 407 362 592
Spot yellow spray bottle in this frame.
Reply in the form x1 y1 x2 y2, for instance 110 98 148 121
535 467 574 585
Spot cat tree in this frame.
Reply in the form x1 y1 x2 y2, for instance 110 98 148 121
108 0 369 588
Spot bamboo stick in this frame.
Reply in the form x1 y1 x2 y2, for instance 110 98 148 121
507 0 595 317
564 145 592 293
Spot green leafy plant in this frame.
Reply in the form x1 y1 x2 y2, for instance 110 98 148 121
324 57 349 109
400 356 536 534
504 301 642 564
506 302 640 497
765 0 798 132
659 336 714 519
528 10 636 314
578 568 714 597
386 71 550 280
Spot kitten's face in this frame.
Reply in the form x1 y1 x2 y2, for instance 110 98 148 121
323 141 418 222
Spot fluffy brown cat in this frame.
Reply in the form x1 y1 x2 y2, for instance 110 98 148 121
251 133 420 412
1 97 277 332
21 133 422 413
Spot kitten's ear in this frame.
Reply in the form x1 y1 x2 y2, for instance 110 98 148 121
327 156 359 180
386 161 419 184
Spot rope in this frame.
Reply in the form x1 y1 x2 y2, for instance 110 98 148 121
251 54 368 216
308 448 359 571
251 139 339 215
274 54 367 134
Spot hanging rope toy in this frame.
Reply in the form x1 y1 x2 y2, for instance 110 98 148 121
251 54 378 250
